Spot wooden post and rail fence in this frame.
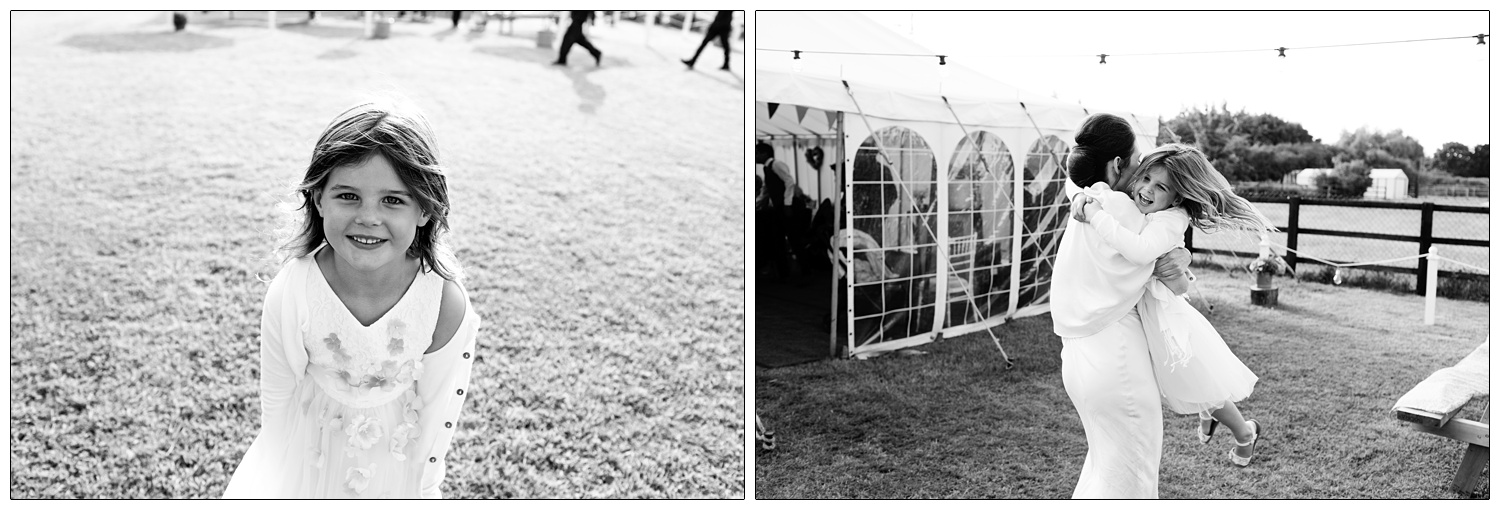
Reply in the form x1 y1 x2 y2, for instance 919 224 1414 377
1184 196 1489 293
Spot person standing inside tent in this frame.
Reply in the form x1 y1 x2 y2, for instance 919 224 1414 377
553 11 602 67
681 11 735 71
1050 113 1191 499
756 142 795 279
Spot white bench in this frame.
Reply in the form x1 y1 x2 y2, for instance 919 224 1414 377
1392 339 1490 495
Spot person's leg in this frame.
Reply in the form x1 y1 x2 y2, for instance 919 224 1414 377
575 30 600 61
1210 401 1258 459
685 31 715 66
1061 310 1162 499
555 24 581 64
716 25 732 69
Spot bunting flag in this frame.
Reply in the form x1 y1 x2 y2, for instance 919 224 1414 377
825 110 838 130
767 102 780 118
794 105 810 124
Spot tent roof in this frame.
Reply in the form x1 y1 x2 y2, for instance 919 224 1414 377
755 12 1159 136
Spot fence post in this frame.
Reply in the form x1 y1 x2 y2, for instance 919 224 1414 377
1416 201 1434 294
1286 195 1299 271
1424 248 1439 324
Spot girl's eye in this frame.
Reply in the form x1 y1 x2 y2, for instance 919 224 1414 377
337 193 358 200
383 197 405 205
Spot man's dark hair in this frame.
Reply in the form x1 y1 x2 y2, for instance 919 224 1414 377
1067 113 1135 188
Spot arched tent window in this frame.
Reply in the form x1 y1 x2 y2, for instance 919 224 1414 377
848 126 938 350
1017 135 1069 310
944 131 1014 328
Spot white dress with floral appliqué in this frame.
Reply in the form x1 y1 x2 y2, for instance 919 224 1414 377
292 253 439 497
225 246 481 499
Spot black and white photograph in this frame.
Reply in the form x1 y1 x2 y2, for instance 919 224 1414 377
10 10 745 498
753 10 1489 499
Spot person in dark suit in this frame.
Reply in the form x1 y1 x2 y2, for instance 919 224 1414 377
554 11 602 67
681 11 734 70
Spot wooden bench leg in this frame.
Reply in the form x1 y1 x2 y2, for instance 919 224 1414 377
1451 443 1489 495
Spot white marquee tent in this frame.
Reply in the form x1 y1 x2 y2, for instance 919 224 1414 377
756 11 1161 360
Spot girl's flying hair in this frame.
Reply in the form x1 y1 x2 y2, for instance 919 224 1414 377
1132 143 1276 234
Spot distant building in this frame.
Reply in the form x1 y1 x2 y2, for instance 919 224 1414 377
1291 168 1335 187
1288 168 1409 200
1365 168 1409 200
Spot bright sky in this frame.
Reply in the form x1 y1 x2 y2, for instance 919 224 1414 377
861 11 1489 152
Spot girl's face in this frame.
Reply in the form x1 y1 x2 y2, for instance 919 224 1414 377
314 153 428 274
1129 166 1180 214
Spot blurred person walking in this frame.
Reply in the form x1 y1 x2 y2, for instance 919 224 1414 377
553 11 602 67
681 11 735 71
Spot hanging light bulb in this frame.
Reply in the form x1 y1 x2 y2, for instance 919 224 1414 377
937 55 951 79
791 50 804 73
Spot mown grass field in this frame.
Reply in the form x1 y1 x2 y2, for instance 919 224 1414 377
754 265 1489 499
10 11 745 498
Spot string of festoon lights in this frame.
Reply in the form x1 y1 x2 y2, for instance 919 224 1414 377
760 33 1487 69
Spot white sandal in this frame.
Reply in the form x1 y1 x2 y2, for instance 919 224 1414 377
1198 417 1219 444
1229 420 1263 467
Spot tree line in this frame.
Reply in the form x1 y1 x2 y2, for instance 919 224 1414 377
1157 104 1487 197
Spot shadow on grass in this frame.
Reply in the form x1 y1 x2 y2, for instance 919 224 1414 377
316 48 359 60
685 66 744 91
431 26 458 41
275 20 366 40
474 45 625 114
61 31 235 53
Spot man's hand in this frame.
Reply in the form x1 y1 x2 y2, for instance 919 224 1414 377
1153 246 1192 280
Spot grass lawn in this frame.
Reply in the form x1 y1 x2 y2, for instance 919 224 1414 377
754 265 1489 499
10 11 744 498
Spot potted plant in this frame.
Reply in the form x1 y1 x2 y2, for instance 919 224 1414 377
1247 251 1290 289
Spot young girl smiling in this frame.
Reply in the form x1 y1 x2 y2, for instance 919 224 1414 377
225 101 481 498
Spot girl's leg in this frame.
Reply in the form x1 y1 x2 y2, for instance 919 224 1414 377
1210 401 1256 456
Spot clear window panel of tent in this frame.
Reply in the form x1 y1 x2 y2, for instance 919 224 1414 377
849 127 939 349
1017 135 1070 310
944 131 1015 328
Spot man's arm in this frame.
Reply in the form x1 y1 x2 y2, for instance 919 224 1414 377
1154 247 1194 295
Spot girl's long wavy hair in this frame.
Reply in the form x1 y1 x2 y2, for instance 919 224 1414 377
1130 143 1276 234
275 100 463 282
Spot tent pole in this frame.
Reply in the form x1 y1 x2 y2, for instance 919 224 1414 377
837 111 852 359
